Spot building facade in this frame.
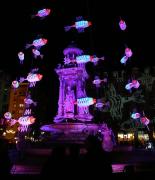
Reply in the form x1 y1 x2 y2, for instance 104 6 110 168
8 82 29 119
0 70 11 117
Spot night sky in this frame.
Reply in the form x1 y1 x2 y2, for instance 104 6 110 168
2 0 154 73
1 0 154 122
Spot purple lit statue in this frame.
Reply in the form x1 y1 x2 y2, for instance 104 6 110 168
64 86 75 118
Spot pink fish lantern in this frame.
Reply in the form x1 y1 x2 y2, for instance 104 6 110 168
33 38 48 47
32 49 43 59
12 80 19 89
37 8 51 18
27 73 43 82
125 48 133 58
18 116 35 126
132 80 140 89
119 19 127 30
4 112 12 119
141 117 150 126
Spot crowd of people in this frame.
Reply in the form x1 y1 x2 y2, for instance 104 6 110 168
41 134 113 178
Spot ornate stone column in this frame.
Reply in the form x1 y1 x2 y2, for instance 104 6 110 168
54 44 93 122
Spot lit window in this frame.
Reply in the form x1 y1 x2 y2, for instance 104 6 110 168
19 104 24 107
19 110 23 113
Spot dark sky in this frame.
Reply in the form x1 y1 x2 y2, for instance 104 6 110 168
1 0 154 76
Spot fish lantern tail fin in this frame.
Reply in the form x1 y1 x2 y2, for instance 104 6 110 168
64 26 71 32
25 44 32 49
100 56 105 61
19 77 25 83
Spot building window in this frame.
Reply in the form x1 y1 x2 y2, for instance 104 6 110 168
19 104 24 107
19 110 23 114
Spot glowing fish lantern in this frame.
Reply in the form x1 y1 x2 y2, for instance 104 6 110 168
125 48 133 58
32 8 51 19
64 16 92 33
27 73 43 82
93 76 107 87
76 55 104 65
95 99 110 110
32 49 43 59
131 112 141 119
140 116 150 126
119 19 127 31
18 116 36 132
26 38 48 49
12 80 19 89
125 80 140 91
24 95 37 107
18 116 35 126
18 52 24 64
4 112 12 120
20 73 43 87
91 56 105 65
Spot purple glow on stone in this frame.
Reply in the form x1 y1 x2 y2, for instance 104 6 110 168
63 47 83 56
54 45 94 122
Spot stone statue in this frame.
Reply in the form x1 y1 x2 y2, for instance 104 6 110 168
64 86 75 118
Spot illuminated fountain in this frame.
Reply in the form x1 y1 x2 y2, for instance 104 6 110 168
40 44 113 145
54 44 93 123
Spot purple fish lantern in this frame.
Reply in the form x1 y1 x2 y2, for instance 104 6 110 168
4 112 12 120
33 8 51 19
18 51 24 64
119 19 127 31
